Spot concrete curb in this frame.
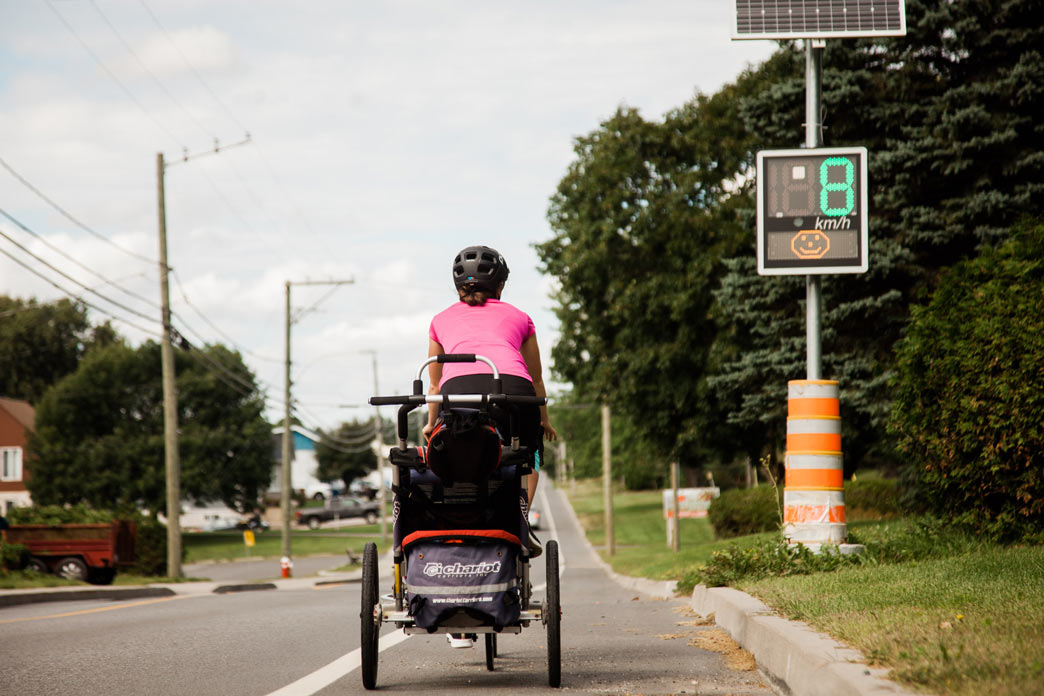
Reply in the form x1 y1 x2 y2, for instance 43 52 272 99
690 585 919 696
0 569 366 607
0 585 176 608
557 487 677 599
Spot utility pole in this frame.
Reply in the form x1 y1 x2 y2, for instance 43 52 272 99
280 279 354 562
363 350 388 544
156 137 250 578
805 38 825 380
156 152 181 578
601 403 615 556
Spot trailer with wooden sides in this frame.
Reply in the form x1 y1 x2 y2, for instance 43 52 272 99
3 521 136 584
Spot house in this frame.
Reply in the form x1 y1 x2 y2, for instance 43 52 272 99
0 396 34 513
268 424 341 502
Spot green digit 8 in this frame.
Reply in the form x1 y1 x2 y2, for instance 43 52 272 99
819 157 855 217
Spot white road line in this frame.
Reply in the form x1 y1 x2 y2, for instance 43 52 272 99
263 629 410 696
533 482 565 592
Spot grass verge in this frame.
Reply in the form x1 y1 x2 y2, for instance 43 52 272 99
564 478 1044 695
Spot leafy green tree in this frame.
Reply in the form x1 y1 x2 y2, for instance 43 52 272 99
890 223 1044 540
712 0 1043 471
315 419 378 488
27 341 271 515
536 57 785 462
549 392 666 490
0 296 118 403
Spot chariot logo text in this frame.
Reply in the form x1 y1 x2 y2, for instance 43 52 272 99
423 561 501 577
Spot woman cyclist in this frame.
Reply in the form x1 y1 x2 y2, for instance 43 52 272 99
424 245 557 526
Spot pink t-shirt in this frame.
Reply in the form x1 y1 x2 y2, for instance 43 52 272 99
429 299 536 387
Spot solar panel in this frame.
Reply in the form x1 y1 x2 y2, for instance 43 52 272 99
733 0 906 39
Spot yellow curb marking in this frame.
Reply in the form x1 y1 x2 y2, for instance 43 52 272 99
0 593 203 625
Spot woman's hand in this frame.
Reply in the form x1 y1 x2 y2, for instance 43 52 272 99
422 421 435 441
542 420 558 442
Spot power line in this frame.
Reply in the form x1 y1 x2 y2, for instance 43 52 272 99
139 0 319 240
0 209 160 325
0 242 160 338
138 0 249 134
0 154 158 266
46 0 183 148
89 0 214 143
170 269 280 363
0 200 159 312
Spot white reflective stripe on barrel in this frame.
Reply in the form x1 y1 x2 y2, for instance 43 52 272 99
787 381 839 400
786 418 842 434
786 453 843 469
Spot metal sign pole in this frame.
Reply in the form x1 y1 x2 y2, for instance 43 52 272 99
805 38 824 380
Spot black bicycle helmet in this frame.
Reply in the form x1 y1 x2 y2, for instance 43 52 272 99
452 245 509 292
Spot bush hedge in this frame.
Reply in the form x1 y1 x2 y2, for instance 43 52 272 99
891 224 1044 540
708 478 903 538
708 485 781 539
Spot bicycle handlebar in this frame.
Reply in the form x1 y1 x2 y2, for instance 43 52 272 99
368 393 546 407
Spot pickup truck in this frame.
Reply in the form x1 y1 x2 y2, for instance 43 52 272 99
295 496 380 529
3 521 136 584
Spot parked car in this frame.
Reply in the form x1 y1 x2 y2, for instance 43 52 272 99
349 479 378 501
295 496 380 529
304 481 343 501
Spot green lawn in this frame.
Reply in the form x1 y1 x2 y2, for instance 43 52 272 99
564 479 1044 696
183 525 391 563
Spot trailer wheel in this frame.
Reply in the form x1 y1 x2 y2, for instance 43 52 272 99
360 542 380 690
545 540 561 688
307 516 321 530
56 557 89 582
26 557 49 574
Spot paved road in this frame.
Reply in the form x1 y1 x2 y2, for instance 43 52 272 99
1 483 775 695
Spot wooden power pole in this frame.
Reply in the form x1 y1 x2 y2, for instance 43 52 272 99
156 152 182 578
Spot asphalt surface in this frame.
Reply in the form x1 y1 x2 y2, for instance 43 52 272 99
1 482 918 696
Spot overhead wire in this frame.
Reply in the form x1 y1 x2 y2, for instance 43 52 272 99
170 269 280 363
89 0 214 143
45 0 183 149
0 154 158 266
0 209 160 325
137 0 321 240
0 198 159 312
0 243 160 338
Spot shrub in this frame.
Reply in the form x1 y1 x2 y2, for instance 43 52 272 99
890 224 1044 540
844 478 902 519
708 485 781 538
1 540 29 571
689 517 985 589
127 518 170 576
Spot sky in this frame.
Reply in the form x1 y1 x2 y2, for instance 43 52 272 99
0 0 775 433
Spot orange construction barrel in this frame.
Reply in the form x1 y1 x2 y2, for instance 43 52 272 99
783 380 848 547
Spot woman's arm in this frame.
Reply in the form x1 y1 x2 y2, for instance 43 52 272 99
520 333 558 441
424 339 444 438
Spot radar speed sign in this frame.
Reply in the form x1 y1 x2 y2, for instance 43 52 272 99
756 147 869 275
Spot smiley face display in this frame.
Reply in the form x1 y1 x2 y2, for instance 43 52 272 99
790 230 831 259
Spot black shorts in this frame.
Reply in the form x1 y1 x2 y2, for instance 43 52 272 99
440 374 544 471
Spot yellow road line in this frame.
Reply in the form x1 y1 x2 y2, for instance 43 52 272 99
0 593 205 625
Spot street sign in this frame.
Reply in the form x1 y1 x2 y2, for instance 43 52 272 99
756 147 869 275
732 0 906 40
662 488 720 519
